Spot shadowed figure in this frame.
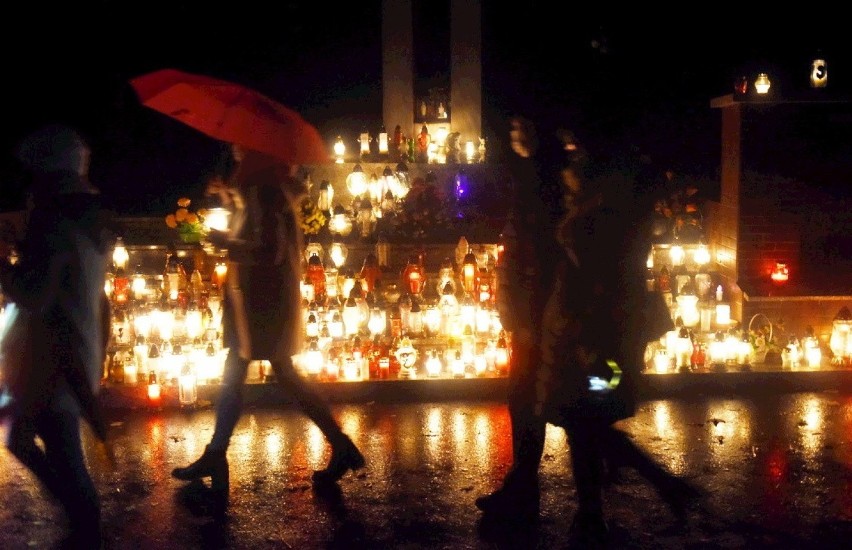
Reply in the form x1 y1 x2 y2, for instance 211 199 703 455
535 141 702 546
171 144 364 502
474 116 562 522
0 124 116 549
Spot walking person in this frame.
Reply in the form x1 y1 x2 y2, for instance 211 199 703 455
535 143 702 546
475 116 563 521
1 124 116 548
171 144 364 499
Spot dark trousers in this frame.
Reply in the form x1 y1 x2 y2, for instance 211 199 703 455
7 406 101 533
504 337 546 487
210 352 346 452
565 417 685 517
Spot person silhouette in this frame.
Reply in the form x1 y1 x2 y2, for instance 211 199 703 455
171 144 364 499
1 124 116 548
535 142 702 545
475 116 562 521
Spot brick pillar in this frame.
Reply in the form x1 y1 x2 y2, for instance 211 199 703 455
449 0 481 147
712 96 743 320
382 0 414 143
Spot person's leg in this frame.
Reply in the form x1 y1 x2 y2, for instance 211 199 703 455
208 352 251 451
172 350 249 491
269 358 364 484
565 419 608 544
600 425 703 520
476 339 543 518
37 409 101 547
5 414 65 499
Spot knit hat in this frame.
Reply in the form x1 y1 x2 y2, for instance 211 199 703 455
15 124 99 194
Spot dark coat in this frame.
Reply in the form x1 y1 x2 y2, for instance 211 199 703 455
219 157 304 362
536 185 659 425
0 187 114 441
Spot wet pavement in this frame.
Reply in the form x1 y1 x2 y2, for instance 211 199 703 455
2 390 852 549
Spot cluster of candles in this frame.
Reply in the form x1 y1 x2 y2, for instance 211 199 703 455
333 123 486 165
294 237 509 382
644 241 831 373
102 236 512 407
651 325 824 373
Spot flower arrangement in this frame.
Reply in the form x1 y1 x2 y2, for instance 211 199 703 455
748 316 784 363
379 176 455 241
165 197 208 244
298 196 327 236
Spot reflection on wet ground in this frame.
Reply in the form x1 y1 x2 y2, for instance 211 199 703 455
2 394 852 548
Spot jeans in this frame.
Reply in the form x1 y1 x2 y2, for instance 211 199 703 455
6 404 101 533
210 351 346 452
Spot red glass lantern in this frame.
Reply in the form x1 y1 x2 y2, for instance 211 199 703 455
401 255 424 295
461 250 478 295
147 371 161 404
113 267 130 305
770 262 789 283
359 253 382 293
306 253 327 299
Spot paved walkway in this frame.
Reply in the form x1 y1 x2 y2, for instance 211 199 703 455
99 363 852 411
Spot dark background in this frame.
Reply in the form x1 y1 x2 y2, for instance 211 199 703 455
2 2 849 214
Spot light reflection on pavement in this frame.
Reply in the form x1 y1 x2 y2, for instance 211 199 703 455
2 394 852 548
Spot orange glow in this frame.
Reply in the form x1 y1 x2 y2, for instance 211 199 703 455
770 262 789 283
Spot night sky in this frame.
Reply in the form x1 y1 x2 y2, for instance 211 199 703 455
2 3 849 214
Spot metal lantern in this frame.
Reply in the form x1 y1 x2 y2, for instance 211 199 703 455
131 266 147 301
304 241 325 264
830 307 852 365
495 331 509 373
359 130 371 158
380 165 398 199
461 249 478 295
112 236 129 270
375 234 390 268
356 197 375 237
754 73 771 94
328 241 348 269
810 58 828 88
346 164 368 197
393 162 410 199
676 294 700 328
333 135 346 163
425 350 442 377
465 141 476 163
378 125 389 155
669 243 685 266
803 330 822 368
329 204 353 237
317 180 334 212
693 243 710 266
304 338 324 376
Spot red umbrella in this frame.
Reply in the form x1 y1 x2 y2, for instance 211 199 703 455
130 68 331 164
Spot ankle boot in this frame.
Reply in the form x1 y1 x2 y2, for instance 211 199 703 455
311 435 365 485
172 445 229 491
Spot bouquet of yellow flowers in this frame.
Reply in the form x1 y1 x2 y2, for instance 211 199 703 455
298 196 327 236
165 198 208 244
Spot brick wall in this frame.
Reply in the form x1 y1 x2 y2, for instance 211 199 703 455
742 297 852 347
738 198 801 287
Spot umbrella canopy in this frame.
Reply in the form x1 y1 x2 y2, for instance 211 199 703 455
130 68 331 164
